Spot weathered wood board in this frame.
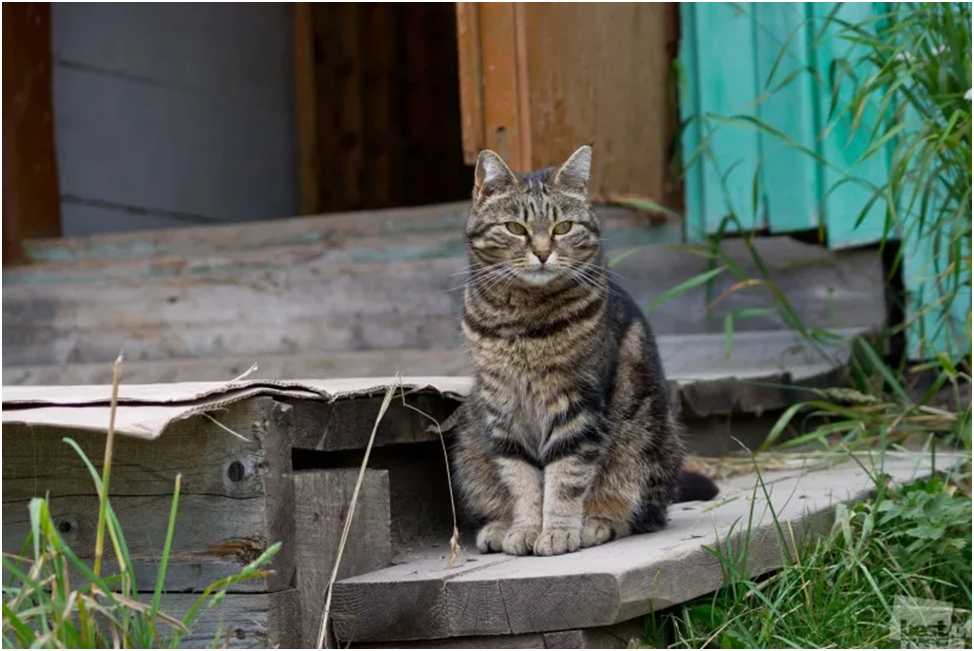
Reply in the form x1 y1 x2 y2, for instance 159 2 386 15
294 469 393 648
2 398 294 593
11 202 647 266
158 590 301 649
330 453 963 644
357 616 647 649
3 235 883 367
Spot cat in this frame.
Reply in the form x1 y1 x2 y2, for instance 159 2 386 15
450 144 718 557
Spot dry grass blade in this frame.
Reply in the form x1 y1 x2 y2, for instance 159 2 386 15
93 353 123 577
315 381 397 650
201 413 250 441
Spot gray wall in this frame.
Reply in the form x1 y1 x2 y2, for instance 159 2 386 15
51 3 297 237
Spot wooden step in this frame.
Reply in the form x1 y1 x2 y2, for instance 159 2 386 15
2 328 861 420
12 202 668 267
3 234 884 367
328 452 963 647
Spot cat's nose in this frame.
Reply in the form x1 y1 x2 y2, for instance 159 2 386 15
534 248 551 263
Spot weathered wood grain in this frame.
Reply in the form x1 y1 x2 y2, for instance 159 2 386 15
519 4 675 205
361 632 546 649
287 394 461 452
3 348 472 386
356 618 646 649
3 238 883 367
15 202 651 266
4 328 862 425
330 554 514 643
159 589 301 649
3 492 271 592
5 205 669 286
331 454 961 642
295 469 392 648
1 397 295 592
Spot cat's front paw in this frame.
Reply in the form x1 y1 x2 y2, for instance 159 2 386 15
533 528 581 556
476 521 510 553
502 526 540 556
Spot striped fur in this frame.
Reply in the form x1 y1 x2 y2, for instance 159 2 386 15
451 145 717 556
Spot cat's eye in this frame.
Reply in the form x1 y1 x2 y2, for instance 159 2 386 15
552 221 574 235
505 222 528 236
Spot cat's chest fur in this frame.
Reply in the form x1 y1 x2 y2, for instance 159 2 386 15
472 338 587 451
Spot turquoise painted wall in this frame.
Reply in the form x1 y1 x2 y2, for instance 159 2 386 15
680 2 971 360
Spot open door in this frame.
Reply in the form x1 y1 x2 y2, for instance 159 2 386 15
3 2 61 265
455 2 680 209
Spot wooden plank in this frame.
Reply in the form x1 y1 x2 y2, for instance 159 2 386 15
287 393 461 452
685 3 763 238
1 398 295 592
540 618 647 649
19 201 470 265
294 469 392 648
293 2 320 215
5 206 676 284
332 454 962 642
810 2 888 249
2 326 867 424
2 348 473 386
363 633 545 649
2 237 884 367
359 618 644 649
754 3 821 234
518 4 672 205
455 3 485 165
3 1 62 265
331 554 515 643
160 590 301 649
478 3 525 169
15 202 669 266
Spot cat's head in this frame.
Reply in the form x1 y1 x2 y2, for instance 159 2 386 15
466 145 601 287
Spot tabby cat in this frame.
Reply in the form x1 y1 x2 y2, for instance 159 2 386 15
451 145 718 557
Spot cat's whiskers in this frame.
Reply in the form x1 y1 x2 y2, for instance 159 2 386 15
463 264 516 294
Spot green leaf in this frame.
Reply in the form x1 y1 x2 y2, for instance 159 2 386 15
647 266 726 311
855 338 911 403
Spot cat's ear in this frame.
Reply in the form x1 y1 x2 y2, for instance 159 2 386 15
474 149 518 202
552 144 592 194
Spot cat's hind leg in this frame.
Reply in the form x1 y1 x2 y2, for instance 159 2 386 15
581 491 632 548
580 516 630 548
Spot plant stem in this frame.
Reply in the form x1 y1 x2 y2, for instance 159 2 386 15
93 354 123 577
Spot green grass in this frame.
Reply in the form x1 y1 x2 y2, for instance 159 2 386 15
1 362 280 648
626 2 972 648
641 472 971 649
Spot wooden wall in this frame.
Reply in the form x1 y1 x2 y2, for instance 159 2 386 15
3 3 62 265
456 3 682 210
295 3 470 214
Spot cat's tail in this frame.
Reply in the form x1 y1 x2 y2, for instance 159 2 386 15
674 469 719 502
